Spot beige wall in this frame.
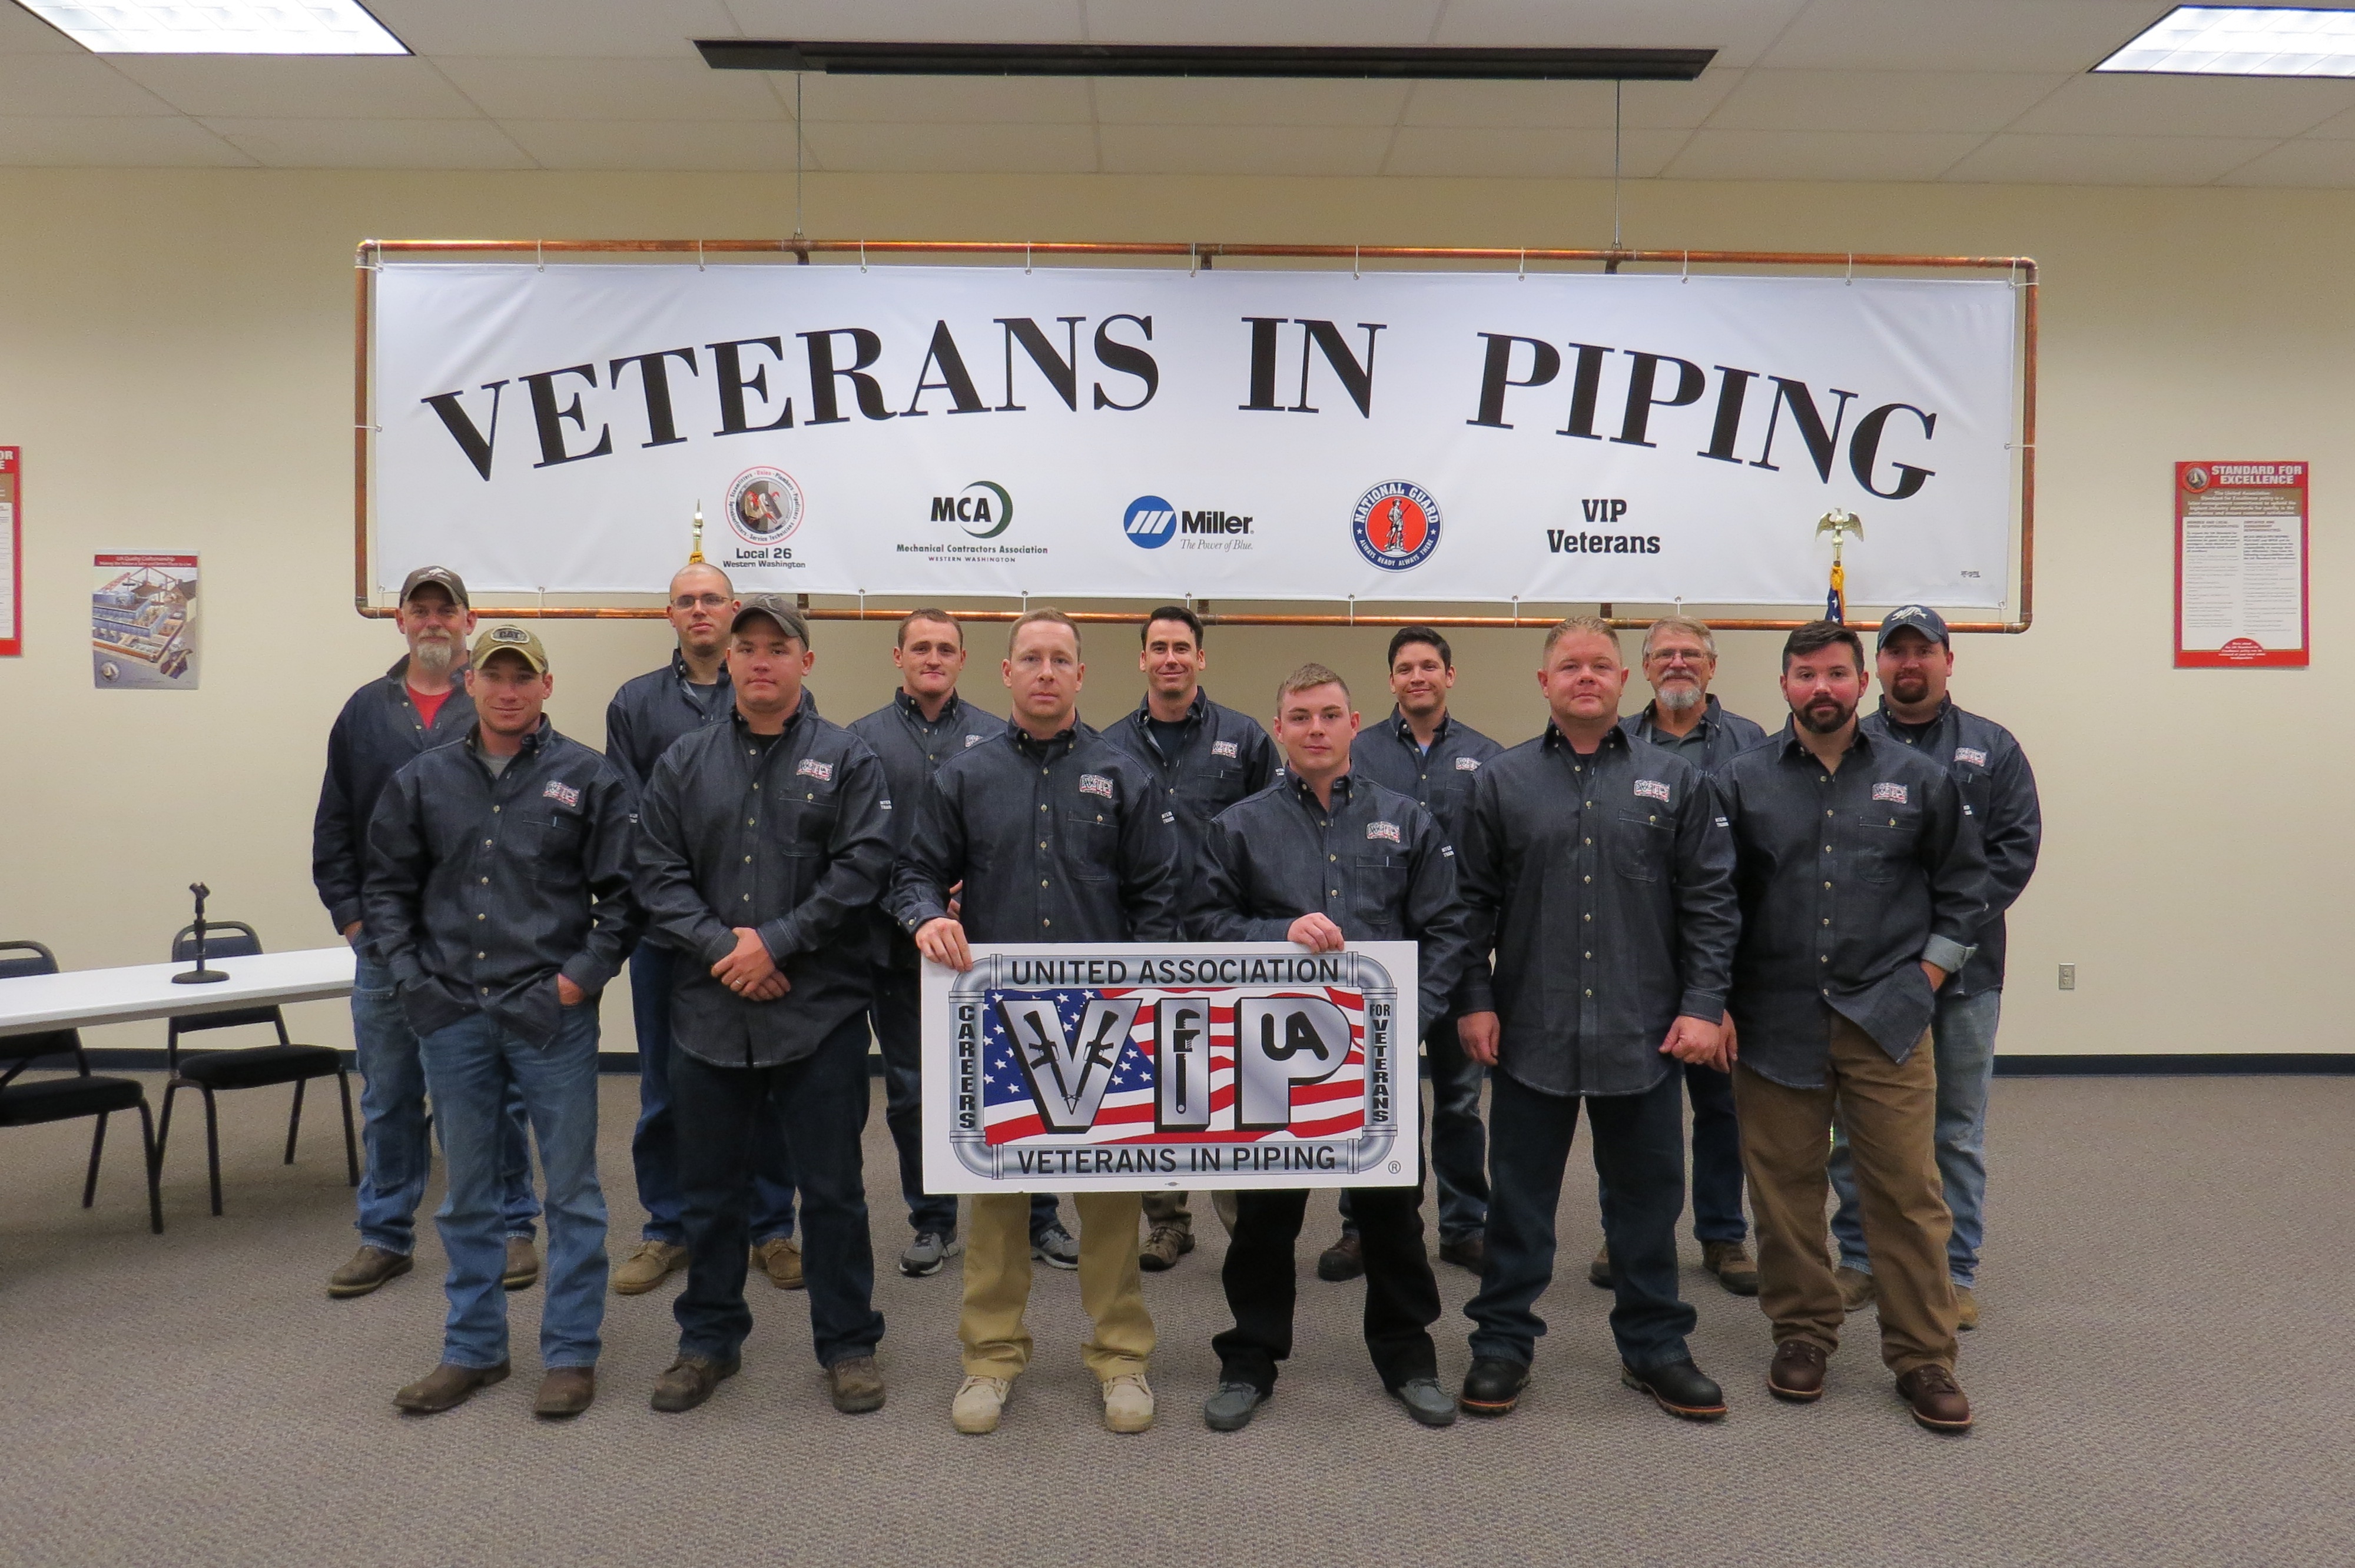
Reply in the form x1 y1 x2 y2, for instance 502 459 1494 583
2 167 2347 1058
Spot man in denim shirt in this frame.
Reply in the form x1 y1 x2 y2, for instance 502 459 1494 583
1716 620 1988 1433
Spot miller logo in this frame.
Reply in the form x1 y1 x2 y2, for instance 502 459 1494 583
1352 480 1441 571
726 467 805 544
930 480 1012 539
1123 494 1177 550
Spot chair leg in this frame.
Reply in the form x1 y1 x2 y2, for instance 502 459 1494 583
285 1077 307 1165
336 1068 360 1187
137 1098 164 1235
201 1087 224 1218
157 1079 181 1171
83 1112 109 1208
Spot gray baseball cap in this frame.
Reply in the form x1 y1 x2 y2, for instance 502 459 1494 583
731 593 811 645
1876 604 1951 650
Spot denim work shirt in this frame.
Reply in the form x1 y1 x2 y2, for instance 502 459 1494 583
1185 770 1472 1026
1347 708 1504 852
887 725 1182 945
847 689 1002 968
313 657 477 944
1454 723 1739 1099
1099 688 1279 865
361 720 639 1047
634 699 895 1069
1717 722 1989 1088
1620 694 1769 778
1861 699 2041 997
605 650 732 803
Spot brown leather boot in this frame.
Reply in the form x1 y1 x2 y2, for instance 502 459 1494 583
1588 1243 1613 1288
753 1237 805 1290
827 1355 887 1414
1139 1222 1194 1273
1767 1340 1829 1403
1896 1365 1973 1432
502 1237 540 1291
393 1361 509 1414
1702 1240 1760 1296
329 1245 412 1299
533 1367 596 1418
650 1354 739 1413
1316 1231 1364 1282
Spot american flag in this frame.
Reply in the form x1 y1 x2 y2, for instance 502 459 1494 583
980 986 1367 1147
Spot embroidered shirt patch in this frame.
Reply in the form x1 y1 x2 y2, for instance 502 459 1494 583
1455 756 1481 771
965 733 988 748
1212 740 1239 759
1872 782 1909 805
1633 779 1670 803
1954 747 1989 768
795 758 833 783
1366 820 1401 842
540 780 581 809
1079 773 1114 799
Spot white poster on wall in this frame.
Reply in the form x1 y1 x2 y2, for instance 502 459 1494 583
373 263 2018 608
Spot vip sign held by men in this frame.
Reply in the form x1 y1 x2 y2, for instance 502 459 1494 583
923 943 1420 1192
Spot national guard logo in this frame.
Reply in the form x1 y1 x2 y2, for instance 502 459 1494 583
1955 747 1989 768
1872 782 1909 804
1633 779 1671 803
796 758 833 782
540 780 581 809
1366 820 1401 843
1079 773 1115 799
1351 480 1441 572
726 466 805 544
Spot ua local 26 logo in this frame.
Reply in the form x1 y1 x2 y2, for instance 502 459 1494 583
1352 480 1441 570
1123 494 1177 549
726 466 804 544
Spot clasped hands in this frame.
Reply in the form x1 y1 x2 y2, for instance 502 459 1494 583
1455 1009 1739 1072
713 927 791 1001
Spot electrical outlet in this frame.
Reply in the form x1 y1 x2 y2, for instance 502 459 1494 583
2058 963 2076 991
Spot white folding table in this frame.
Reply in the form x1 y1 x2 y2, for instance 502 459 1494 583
0 948 356 1039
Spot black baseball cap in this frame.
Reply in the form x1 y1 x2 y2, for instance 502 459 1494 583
1876 604 1951 650
398 565 470 609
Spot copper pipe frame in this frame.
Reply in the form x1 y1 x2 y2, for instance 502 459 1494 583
354 239 2036 635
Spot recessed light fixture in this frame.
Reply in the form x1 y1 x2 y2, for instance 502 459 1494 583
696 40 1714 81
2094 5 2355 77
17 0 409 55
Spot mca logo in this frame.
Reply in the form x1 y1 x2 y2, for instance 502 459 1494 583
1123 494 1177 550
1352 480 1441 571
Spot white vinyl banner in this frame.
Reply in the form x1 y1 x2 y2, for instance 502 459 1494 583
374 262 2018 607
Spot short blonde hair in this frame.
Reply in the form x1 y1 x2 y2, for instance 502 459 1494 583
1275 662 1349 706
1007 607 1081 655
1641 615 1718 661
1540 614 1623 662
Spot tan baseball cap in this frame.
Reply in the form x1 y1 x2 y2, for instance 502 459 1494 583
731 593 811 645
398 565 471 609
470 624 550 675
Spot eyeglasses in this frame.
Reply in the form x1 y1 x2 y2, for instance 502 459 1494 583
1647 650 1712 666
672 593 731 611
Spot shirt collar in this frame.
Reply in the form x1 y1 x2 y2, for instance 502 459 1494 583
1638 692 1720 738
1541 720 1630 759
671 648 731 691
1135 688 1209 728
1774 717 1873 761
728 692 811 738
1011 722 1079 758
466 716 549 759
895 686 962 725
1875 695 1953 729
1289 768 1355 808
1388 706 1451 748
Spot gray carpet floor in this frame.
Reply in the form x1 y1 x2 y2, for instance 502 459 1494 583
1 1071 2348 1567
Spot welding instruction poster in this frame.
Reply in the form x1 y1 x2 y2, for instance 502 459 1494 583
93 553 200 690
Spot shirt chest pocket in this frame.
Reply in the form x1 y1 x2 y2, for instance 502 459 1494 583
1063 807 1117 880
1182 760 1245 808
512 809 584 878
768 782 839 857
1351 855 1408 929
1853 811 1921 882
1613 810 1673 882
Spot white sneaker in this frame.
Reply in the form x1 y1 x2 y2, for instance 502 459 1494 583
951 1374 1012 1434
1102 1372 1155 1434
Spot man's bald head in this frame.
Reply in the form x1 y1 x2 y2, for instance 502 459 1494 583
666 563 738 660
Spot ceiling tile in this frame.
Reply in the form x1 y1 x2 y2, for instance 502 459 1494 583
1099 122 1392 175
718 0 1086 42
2212 138 2355 187
499 118 800 170
200 117 534 168
1433 0 1810 69
366 0 738 58
0 56 178 117
1664 128 1986 181
798 74 1093 124
1092 78 1410 127
433 57 788 121
1706 69 2071 134
1403 70 1742 129
1942 133 2280 185
0 115 253 166
800 119 1098 172
1385 125 1687 178
1757 0 2169 72
107 57 485 119
1081 0 1447 45
2005 74 2355 139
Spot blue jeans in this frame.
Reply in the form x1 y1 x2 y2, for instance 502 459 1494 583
350 953 536 1255
671 1014 883 1368
629 944 797 1246
1596 1059 1747 1244
1342 1012 1488 1243
1468 1069 1696 1372
1830 988 2002 1288
416 1004 607 1370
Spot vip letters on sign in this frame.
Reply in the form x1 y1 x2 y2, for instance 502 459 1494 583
918 944 1422 1193
374 264 2017 609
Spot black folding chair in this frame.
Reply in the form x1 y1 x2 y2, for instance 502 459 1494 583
0 940 164 1234
158 922 358 1217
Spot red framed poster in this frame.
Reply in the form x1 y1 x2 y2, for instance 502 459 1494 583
0 448 19 657
2175 461 2308 669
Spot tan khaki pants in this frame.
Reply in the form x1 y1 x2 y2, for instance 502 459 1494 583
1143 1190 1238 1234
1733 1015 1959 1375
959 1191 1155 1380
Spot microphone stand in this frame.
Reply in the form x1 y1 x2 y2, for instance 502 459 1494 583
172 881 228 985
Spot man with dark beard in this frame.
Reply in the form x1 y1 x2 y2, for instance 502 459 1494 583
1715 620 1988 1433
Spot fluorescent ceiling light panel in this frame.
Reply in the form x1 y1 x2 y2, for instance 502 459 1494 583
17 1 409 55
2094 6 2355 77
